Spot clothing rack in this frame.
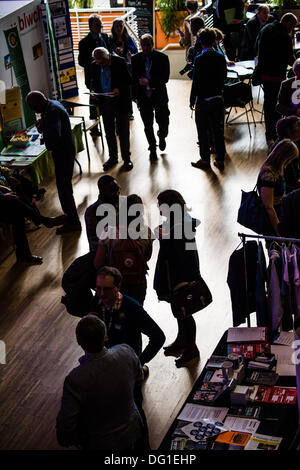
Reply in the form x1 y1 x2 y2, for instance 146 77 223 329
238 232 300 327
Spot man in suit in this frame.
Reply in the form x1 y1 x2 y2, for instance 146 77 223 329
90 47 133 171
78 14 110 135
256 13 298 147
132 34 170 161
278 188 300 239
276 58 300 118
240 5 274 60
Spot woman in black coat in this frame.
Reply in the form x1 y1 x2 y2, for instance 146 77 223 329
154 190 201 367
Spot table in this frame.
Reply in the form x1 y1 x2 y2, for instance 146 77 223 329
227 60 255 80
0 118 84 185
159 330 300 451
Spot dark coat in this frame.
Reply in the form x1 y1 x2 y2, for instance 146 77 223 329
276 77 299 116
89 54 132 113
78 32 110 88
240 14 275 60
278 188 300 240
131 50 170 105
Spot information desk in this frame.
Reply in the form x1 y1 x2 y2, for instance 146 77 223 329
159 330 299 451
0 118 84 185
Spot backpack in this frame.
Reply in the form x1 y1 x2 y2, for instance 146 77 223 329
108 238 147 285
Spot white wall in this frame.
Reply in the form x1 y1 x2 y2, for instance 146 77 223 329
164 49 190 80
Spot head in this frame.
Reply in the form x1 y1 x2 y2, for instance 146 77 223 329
93 47 110 67
280 12 298 35
76 315 106 353
111 18 128 40
199 28 217 49
140 34 154 56
97 175 120 204
293 58 300 80
127 193 144 227
186 0 198 14
266 138 299 173
190 16 205 36
157 189 188 218
96 266 122 309
89 14 102 35
26 91 48 113
256 5 270 25
214 28 224 44
276 116 300 142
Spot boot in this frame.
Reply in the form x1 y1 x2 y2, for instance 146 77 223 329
175 344 200 368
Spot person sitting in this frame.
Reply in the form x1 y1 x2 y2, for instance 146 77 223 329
56 315 145 450
276 58 300 118
257 139 299 236
94 194 153 306
0 185 66 264
278 188 300 240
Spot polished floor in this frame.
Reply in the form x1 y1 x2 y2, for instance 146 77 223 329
0 76 268 450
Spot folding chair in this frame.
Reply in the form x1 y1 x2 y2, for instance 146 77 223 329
223 77 256 138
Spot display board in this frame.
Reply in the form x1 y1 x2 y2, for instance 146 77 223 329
125 0 154 38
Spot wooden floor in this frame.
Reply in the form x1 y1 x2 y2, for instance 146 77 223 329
0 76 268 450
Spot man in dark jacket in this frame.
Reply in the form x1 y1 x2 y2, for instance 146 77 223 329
132 34 170 161
190 28 227 171
90 47 133 171
256 13 298 146
278 188 300 240
240 5 274 60
78 14 110 133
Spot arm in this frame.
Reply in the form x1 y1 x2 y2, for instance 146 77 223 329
56 376 82 448
277 194 290 237
260 186 280 236
94 239 107 269
138 309 165 365
190 57 200 108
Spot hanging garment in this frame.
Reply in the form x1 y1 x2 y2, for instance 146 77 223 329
256 242 269 328
227 241 258 327
268 248 283 333
281 245 295 332
290 244 300 320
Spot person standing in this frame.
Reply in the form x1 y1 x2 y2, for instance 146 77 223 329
190 28 227 171
240 5 273 60
26 91 81 234
154 190 201 368
132 34 170 162
276 58 300 118
214 0 244 61
56 315 145 450
178 0 202 58
256 13 298 147
78 14 110 135
90 47 133 171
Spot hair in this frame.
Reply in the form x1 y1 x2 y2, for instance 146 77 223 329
214 28 224 41
257 5 270 14
293 58 300 74
157 189 188 211
190 16 205 32
76 315 106 353
140 34 154 45
276 116 300 140
127 193 144 228
97 175 116 192
88 14 102 30
280 12 298 26
97 266 123 286
111 18 130 41
199 28 217 48
265 138 299 174
93 47 109 60
186 0 198 13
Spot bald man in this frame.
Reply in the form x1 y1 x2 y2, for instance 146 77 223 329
240 5 274 60
277 58 300 118
89 47 133 171
26 92 81 234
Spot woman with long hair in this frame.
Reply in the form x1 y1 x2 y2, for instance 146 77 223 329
257 138 299 236
153 189 202 368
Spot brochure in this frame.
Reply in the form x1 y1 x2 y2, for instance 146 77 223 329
244 433 282 450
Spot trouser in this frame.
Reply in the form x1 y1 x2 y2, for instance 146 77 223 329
100 99 130 162
176 316 197 346
223 28 243 61
262 80 282 141
195 98 226 162
122 281 147 306
0 197 42 258
138 99 170 151
52 150 80 225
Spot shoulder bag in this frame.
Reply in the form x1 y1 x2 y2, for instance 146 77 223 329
237 184 271 235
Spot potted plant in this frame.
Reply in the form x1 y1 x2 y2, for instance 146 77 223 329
156 0 187 39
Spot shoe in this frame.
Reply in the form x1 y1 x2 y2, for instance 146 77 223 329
17 255 43 265
210 146 216 154
213 160 224 171
56 222 82 235
122 160 133 171
163 342 185 358
129 114 134 121
42 214 68 228
149 150 158 162
191 160 210 170
175 345 200 368
103 158 118 171
142 364 149 380
159 137 166 151
90 128 101 137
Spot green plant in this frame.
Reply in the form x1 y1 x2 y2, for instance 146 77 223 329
268 0 298 8
156 0 187 38
68 0 94 8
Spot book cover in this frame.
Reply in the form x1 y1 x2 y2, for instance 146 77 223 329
228 405 261 419
245 371 279 386
253 385 297 405
212 431 251 450
228 342 270 360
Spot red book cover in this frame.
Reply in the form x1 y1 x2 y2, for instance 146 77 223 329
253 386 297 405
228 343 271 360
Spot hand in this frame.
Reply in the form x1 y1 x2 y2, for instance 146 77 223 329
139 77 149 87
3 192 18 200
112 88 120 96
190 103 195 111
227 61 235 66
36 119 43 133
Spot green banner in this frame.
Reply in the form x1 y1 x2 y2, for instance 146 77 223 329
4 27 35 127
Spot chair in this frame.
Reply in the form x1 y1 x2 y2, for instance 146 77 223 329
60 100 104 164
223 78 256 138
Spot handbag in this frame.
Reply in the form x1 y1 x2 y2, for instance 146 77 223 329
170 278 213 320
237 185 272 235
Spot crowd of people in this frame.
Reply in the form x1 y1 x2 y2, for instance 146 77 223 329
1 4 300 452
